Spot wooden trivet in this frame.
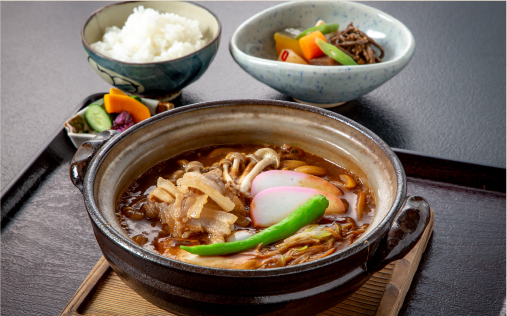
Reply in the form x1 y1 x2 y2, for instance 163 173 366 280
61 210 434 316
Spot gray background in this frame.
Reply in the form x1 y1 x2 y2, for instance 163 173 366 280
1 2 505 316
1 1 505 193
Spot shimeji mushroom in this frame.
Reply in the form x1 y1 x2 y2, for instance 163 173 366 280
176 159 189 170
208 162 222 172
168 170 185 184
237 154 262 185
239 148 280 196
225 152 245 180
185 161 205 173
219 159 234 183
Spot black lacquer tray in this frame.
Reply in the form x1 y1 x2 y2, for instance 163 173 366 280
1 94 505 316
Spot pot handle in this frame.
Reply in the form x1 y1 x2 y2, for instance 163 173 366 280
367 196 430 272
69 130 120 192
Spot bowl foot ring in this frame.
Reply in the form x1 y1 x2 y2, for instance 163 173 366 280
138 90 182 102
293 98 346 108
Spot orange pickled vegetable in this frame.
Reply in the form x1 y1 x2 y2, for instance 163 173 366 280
274 32 306 61
104 94 151 123
298 30 326 60
109 87 127 96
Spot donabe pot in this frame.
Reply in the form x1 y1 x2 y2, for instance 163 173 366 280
70 99 430 316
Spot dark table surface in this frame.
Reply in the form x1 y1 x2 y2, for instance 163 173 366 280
1 1 505 316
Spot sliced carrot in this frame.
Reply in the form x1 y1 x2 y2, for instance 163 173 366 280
298 30 326 60
104 94 151 123
109 87 127 96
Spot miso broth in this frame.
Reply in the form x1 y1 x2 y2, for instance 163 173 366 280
116 144 375 269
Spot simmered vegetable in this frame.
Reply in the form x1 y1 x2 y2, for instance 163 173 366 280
278 49 309 65
273 21 383 66
180 195 329 255
329 22 385 64
298 30 326 60
294 23 339 40
309 56 339 66
274 31 306 60
316 38 358 66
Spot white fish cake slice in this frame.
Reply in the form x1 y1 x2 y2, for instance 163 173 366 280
250 186 346 228
250 170 342 197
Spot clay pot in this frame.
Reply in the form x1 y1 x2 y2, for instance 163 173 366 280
70 99 430 316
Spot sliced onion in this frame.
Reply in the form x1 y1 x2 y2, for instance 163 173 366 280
203 202 222 211
276 232 320 251
178 174 235 211
187 217 232 236
312 231 331 239
187 193 208 218
148 187 175 204
169 192 183 220
157 177 181 197
200 207 238 225
226 230 255 242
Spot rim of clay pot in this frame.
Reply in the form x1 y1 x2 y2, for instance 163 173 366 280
82 99 406 277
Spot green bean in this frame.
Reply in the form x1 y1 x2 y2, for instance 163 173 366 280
315 38 358 66
180 195 329 256
295 23 339 40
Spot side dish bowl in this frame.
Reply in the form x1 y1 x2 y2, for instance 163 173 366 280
64 96 168 148
230 2 415 107
81 1 221 100
70 99 429 315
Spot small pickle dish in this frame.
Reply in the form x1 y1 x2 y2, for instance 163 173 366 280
64 89 174 149
70 99 430 316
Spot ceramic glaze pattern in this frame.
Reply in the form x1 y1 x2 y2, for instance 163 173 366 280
82 1 221 99
83 43 219 97
85 51 145 94
230 1 415 107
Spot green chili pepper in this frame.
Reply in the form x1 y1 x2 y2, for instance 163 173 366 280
295 23 339 40
315 38 358 66
180 195 329 256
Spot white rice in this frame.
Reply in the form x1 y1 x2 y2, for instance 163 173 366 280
91 6 206 63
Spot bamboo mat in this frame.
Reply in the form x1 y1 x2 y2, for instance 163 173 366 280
62 210 434 316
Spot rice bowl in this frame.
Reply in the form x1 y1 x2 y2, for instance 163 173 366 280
81 1 221 99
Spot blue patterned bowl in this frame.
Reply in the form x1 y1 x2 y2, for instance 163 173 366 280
230 1 415 108
82 1 221 100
